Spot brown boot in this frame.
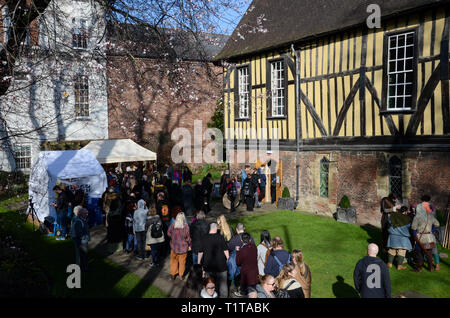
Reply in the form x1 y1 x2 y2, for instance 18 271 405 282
387 263 393 268
397 265 407 270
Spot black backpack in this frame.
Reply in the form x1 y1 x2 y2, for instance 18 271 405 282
151 222 163 238
242 179 251 196
276 280 295 298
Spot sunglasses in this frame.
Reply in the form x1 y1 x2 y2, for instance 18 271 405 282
206 286 215 290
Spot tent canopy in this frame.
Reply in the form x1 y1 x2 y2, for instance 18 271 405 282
82 139 157 164
28 149 107 222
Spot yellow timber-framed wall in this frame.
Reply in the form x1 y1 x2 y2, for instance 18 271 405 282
223 7 450 145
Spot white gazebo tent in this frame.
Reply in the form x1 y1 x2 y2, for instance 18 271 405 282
28 150 107 222
82 139 157 164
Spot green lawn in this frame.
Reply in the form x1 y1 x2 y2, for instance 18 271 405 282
229 210 450 298
2 194 449 298
0 195 167 298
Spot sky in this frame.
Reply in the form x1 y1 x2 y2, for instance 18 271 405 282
212 0 251 35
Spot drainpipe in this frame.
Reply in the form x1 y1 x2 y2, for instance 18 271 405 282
291 44 302 208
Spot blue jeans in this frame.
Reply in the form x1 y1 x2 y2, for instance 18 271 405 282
192 252 198 265
57 211 67 236
150 243 163 265
126 234 137 252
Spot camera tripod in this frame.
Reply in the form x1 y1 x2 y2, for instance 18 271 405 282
26 196 40 231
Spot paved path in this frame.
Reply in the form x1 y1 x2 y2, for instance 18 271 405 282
88 199 282 298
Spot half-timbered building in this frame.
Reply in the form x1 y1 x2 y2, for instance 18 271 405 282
216 0 450 226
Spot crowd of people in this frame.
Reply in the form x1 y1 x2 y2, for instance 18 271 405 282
180 222 312 298
50 160 444 298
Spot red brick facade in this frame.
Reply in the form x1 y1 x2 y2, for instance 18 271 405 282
107 55 223 165
229 149 450 227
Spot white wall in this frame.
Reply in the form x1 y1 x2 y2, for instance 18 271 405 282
0 0 108 172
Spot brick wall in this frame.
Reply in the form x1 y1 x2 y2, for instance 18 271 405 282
227 148 450 227
107 55 223 166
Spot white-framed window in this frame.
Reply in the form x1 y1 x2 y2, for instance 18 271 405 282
238 66 250 119
74 74 89 118
14 144 31 170
387 31 415 111
271 60 285 117
72 18 87 49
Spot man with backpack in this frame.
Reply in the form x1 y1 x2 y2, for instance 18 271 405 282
250 168 261 209
146 206 165 267
242 170 257 211
264 236 291 278
226 176 238 212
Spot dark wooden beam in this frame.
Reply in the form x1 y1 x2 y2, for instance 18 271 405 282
406 63 442 136
364 75 400 136
299 89 328 137
333 77 360 136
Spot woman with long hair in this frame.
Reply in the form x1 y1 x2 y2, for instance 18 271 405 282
275 262 305 298
180 264 204 298
217 214 233 242
167 212 191 280
257 230 271 277
291 249 312 298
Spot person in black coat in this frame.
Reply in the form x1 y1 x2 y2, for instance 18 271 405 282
182 181 194 217
189 211 210 266
183 165 193 184
250 168 261 208
242 170 258 211
169 181 183 207
353 243 391 298
194 179 205 212
201 174 213 213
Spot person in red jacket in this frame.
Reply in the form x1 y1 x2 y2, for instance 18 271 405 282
236 233 259 297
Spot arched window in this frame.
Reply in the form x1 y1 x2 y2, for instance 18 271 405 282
320 157 329 198
389 156 402 199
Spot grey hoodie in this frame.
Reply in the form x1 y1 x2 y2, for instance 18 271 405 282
133 200 148 232
255 284 275 298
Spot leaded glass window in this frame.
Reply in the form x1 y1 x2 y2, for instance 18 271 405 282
74 74 89 118
238 67 250 119
271 60 285 117
14 144 31 170
320 157 329 198
389 156 402 199
387 31 415 110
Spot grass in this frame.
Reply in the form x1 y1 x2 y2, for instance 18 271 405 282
0 194 168 298
229 210 450 298
191 163 225 184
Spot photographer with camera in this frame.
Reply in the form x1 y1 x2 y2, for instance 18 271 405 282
51 185 69 240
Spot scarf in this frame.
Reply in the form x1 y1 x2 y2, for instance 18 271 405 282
390 212 411 228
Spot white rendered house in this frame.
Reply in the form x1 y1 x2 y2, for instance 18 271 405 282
0 0 108 172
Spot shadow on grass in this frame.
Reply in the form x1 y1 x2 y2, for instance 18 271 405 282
360 224 389 262
331 275 360 298
0 210 165 298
